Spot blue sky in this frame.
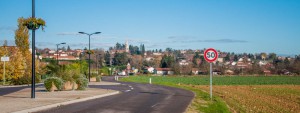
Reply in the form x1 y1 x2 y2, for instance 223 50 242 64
0 0 299 55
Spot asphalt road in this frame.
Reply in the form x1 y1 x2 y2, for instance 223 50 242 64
0 84 43 96
36 76 194 113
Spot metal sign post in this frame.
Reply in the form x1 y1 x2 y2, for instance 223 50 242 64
3 60 5 85
204 48 218 100
1 56 9 85
210 62 212 100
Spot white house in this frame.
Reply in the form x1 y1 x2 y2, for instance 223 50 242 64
147 67 155 73
155 68 174 75
179 60 189 66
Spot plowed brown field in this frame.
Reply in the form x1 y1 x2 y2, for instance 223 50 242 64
192 85 300 113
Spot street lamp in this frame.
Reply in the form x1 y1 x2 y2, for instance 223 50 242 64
31 0 36 99
78 32 101 82
56 42 66 64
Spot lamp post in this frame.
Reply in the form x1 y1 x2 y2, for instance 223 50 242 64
78 32 101 82
56 42 66 64
56 42 66 65
31 0 36 99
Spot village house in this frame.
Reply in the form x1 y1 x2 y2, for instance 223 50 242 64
192 68 199 75
179 59 189 66
155 68 174 75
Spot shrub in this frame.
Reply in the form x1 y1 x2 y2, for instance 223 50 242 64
91 73 98 78
44 77 63 91
10 76 31 85
75 77 88 90
96 76 101 82
99 67 109 76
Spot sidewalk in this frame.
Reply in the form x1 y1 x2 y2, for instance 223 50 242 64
0 81 120 113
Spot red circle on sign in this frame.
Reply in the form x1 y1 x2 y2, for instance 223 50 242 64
204 48 218 63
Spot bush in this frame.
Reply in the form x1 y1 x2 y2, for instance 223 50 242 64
91 73 98 78
96 76 101 82
44 77 63 91
75 77 88 90
10 76 31 85
99 67 109 76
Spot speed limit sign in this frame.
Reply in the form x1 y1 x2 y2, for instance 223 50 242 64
204 48 218 63
204 48 218 100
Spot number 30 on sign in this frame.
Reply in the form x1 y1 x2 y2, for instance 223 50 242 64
204 48 218 63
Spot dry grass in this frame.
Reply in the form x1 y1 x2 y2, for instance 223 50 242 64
192 85 300 113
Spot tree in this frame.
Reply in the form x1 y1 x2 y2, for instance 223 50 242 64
67 45 71 51
3 40 7 46
291 55 300 75
115 43 122 50
172 63 181 75
13 17 32 84
160 55 175 68
15 17 30 56
130 55 143 70
165 48 172 53
234 55 238 61
104 51 111 66
192 52 201 67
180 64 193 75
129 45 140 55
140 44 145 57
224 53 230 61
249 61 263 75
268 53 277 60
284 58 290 68
261 53 267 61
10 48 26 81
113 52 129 66
199 56 209 74
62 46 66 51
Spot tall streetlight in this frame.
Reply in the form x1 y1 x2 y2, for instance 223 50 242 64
56 42 66 64
31 0 36 99
78 32 101 82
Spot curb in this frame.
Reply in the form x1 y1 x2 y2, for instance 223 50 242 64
12 91 120 113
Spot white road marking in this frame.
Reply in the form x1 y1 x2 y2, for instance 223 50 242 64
124 90 131 92
131 88 134 90
151 103 159 108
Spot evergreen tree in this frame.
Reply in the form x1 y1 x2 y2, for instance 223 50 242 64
159 49 162 53
67 45 71 51
160 55 175 68
104 51 111 66
113 52 129 66
224 53 230 61
192 52 200 67
234 55 238 61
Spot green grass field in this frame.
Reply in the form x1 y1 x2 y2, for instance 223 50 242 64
121 75 300 85
120 75 300 113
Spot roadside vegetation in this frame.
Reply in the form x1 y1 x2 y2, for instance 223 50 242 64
120 75 300 113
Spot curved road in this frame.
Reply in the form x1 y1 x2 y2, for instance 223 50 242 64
36 76 194 113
